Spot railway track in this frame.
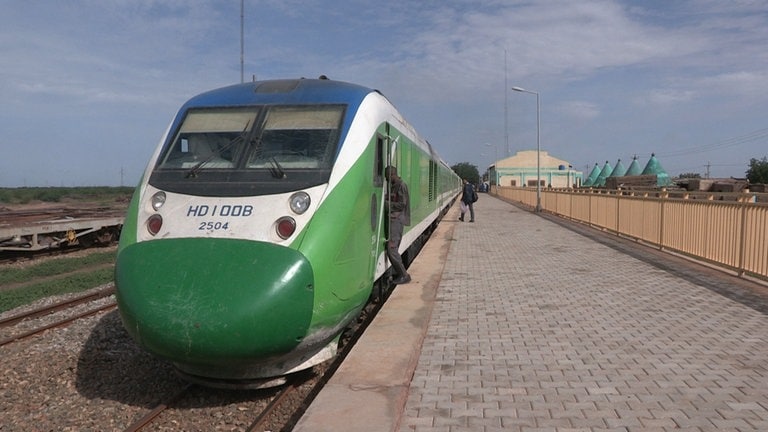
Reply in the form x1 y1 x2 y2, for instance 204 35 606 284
122 384 195 432
0 286 117 347
120 380 299 432
0 287 115 328
1 253 396 432
113 279 393 432
0 244 112 265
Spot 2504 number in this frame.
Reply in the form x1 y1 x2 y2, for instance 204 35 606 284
198 221 230 231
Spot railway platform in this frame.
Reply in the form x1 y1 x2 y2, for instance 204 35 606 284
294 194 768 432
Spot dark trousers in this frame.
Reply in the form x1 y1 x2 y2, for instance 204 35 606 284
387 217 407 277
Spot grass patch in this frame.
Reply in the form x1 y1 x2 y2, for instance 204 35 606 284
0 267 115 313
0 186 133 205
0 251 116 286
0 251 117 313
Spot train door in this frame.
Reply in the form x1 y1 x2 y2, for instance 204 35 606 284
384 122 401 259
369 124 397 299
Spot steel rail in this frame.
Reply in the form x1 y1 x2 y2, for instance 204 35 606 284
246 382 297 432
0 286 115 328
0 301 116 346
122 384 194 432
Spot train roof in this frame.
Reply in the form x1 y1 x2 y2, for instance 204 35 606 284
169 78 383 155
180 78 378 110
166 78 448 169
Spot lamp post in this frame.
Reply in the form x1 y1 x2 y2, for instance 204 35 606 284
511 86 541 212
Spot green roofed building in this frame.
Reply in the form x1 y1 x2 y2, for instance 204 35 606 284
625 155 643 176
641 153 673 186
595 161 614 187
583 163 601 187
609 159 627 178
578 154 674 189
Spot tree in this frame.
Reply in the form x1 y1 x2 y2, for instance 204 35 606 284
451 162 480 185
746 157 768 184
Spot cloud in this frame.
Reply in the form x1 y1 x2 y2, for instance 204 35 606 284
698 71 768 97
2 0 768 185
639 89 696 106
558 101 601 121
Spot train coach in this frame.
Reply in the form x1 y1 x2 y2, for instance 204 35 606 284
115 77 461 388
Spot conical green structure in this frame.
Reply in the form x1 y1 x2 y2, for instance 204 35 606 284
625 155 643 176
595 161 614 187
582 163 601 187
608 159 627 178
641 153 673 186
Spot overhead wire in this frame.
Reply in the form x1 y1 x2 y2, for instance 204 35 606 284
657 127 768 158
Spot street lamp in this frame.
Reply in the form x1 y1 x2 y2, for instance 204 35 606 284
511 86 541 212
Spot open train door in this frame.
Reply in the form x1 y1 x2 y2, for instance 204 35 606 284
369 123 397 301
384 123 400 272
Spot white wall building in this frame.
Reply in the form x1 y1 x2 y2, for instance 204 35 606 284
489 150 582 188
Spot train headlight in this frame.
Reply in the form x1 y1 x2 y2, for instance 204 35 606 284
275 216 296 239
289 191 311 214
147 214 163 236
151 191 166 211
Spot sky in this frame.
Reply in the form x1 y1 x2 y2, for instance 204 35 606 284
1 0 767 187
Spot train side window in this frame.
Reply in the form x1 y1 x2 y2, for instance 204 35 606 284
374 135 384 187
429 160 436 202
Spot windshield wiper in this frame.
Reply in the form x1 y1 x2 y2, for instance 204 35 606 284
269 157 286 179
185 121 251 178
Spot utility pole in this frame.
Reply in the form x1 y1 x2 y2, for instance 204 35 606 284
504 49 509 157
240 0 244 83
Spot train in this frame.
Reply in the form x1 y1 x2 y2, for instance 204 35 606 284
115 77 461 388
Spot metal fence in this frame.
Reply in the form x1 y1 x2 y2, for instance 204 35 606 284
492 186 768 281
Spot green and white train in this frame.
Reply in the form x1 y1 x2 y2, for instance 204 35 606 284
115 77 461 388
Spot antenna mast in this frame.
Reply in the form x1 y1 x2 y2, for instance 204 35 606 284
240 0 244 83
504 49 508 157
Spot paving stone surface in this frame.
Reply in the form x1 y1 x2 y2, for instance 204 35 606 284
399 195 768 432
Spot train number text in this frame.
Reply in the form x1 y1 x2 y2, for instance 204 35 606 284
187 204 254 217
198 221 230 231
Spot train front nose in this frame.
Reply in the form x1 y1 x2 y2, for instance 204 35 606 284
115 238 314 378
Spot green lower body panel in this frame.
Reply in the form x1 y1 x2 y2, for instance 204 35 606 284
115 238 320 379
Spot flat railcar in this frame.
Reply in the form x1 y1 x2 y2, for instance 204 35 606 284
0 208 122 252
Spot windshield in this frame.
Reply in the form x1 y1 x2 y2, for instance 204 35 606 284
248 106 342 169
149 105 345 197
158 109 256 171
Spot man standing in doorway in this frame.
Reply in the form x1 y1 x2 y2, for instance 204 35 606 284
385 165 411 284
